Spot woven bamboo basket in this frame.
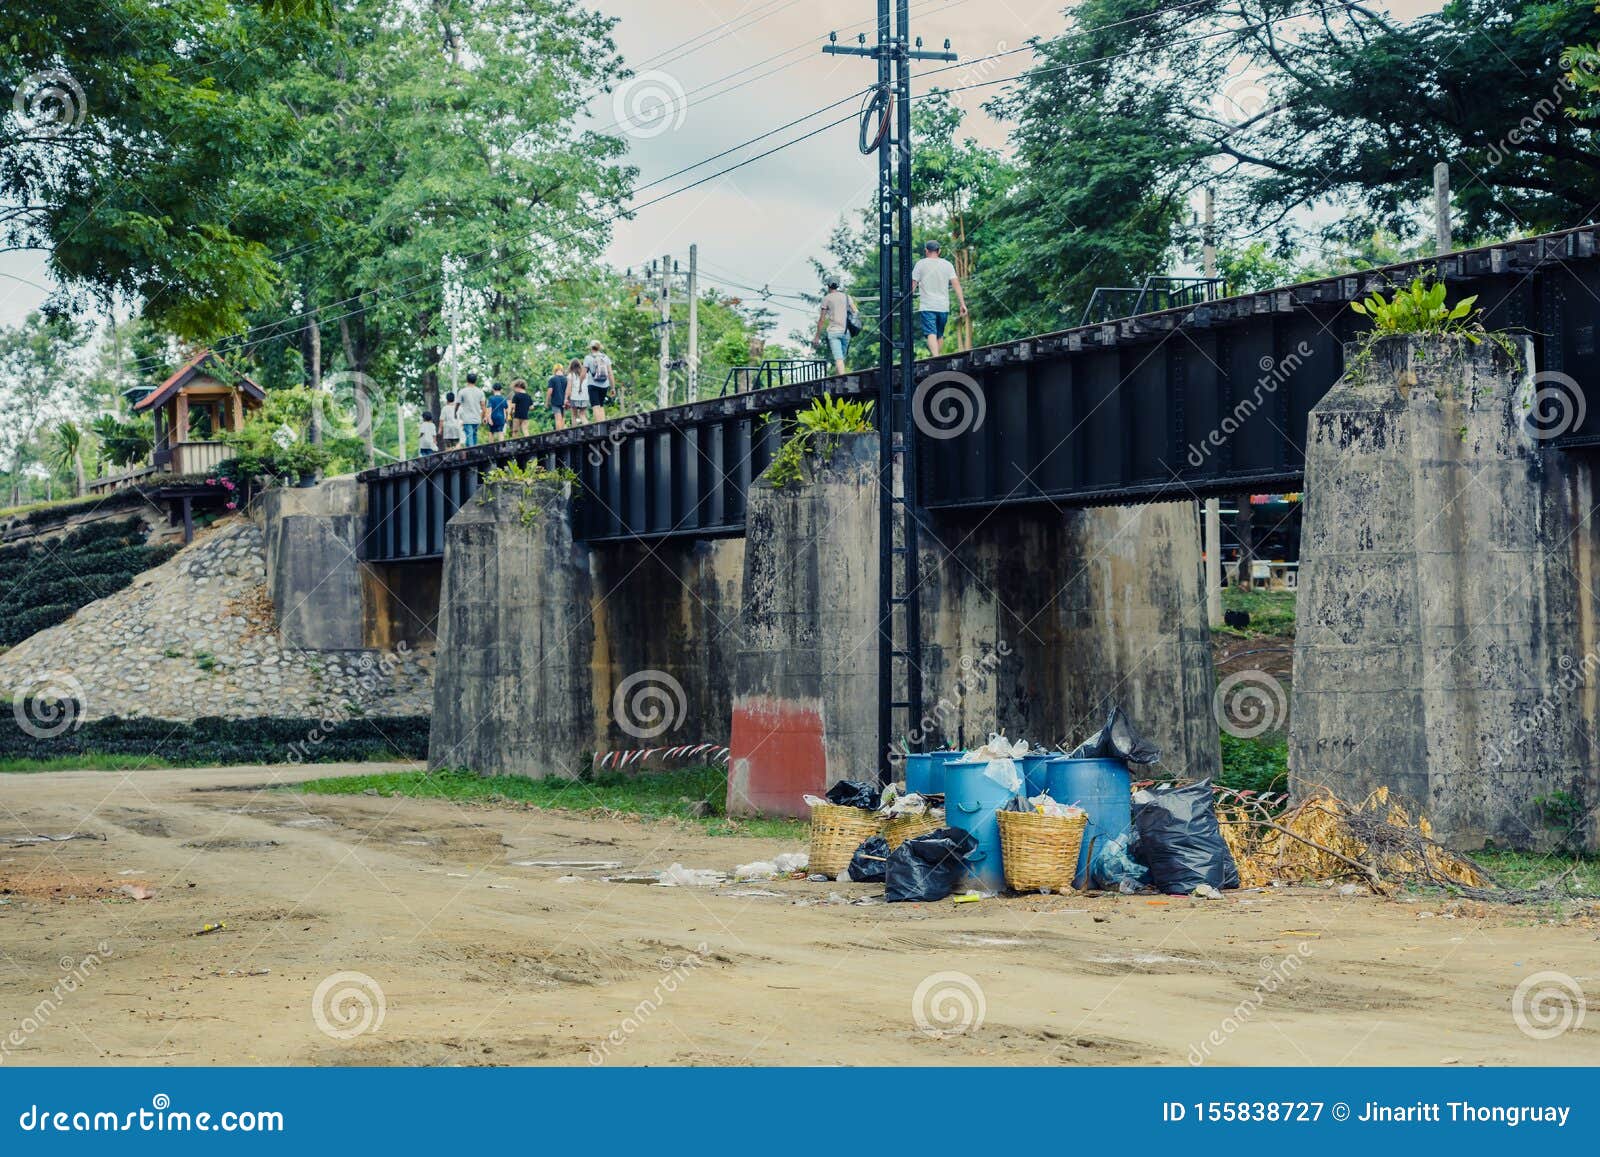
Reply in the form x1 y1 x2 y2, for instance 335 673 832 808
883 813 941 850
809 803 884 878
997 809 1087 892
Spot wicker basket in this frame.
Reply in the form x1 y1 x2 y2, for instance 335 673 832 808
997 809 1087 892
883 813 941 850
809 803 884 879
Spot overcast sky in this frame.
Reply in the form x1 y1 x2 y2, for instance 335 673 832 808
0 0 1444 335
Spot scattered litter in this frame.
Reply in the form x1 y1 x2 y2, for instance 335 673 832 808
849 894 883 906
725 888 783 898
4 833 105 846
281 817 333 828
555 875 584 885
118 884 156 901
951 892 983 904
446 872 470 878
1339 883 1364 896
511 860 623 870
806 873 829 883
117 869 145 876
655 864 725 888
194 922 226 936
733 860 779 880
1145 899 1169 906
1278 930 1319 937
215 968 270 978
604 873 661 885
774 852 809 873
1442 1056 1461 1065
1192 883 1224 900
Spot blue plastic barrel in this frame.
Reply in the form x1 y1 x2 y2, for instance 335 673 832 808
904 753 935 796
924 750 965 796
1046 757 1133 887
1018 753 1054 799
944 758 1024 892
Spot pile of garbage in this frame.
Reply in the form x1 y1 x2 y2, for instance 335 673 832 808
1216 785 1490 894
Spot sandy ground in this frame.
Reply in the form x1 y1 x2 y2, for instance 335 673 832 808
0 764 1595 1067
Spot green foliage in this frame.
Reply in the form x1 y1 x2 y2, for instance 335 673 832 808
90 415 155 469
0 713 430 766
763 396 874 489
295 766 805 839
1534 788 1589 851
1219 587 1297 638
0 518 181 645
1350 278 1484 341
478 460 578 526
1217 733 1290 797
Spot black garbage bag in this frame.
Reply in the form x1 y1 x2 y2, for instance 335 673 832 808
826 779 882 810
885 827 978 903
847 834 892 883
1131 779 1239 894
1066 704 1161 765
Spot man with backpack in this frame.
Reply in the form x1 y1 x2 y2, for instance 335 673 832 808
583 341 616 422
816 280 858 374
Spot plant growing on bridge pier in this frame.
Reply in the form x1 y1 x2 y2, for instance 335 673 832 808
478 460 579 527
763 395 874 489
1350 277 1484 342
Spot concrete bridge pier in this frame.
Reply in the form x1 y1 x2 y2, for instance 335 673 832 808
428 480 595 777
1292 336 1600 851
917 502 1219 780
728 434 880 816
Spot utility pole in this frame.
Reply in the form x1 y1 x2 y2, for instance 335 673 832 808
397 401 406 460
657 254 672 408
1434 162 1452 255
687 243 700 402
1202 187 1223 629
825 4 954 781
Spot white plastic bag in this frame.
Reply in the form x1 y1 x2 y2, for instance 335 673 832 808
963 733 1028 793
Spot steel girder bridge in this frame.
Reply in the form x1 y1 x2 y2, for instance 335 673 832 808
360 225 1600 564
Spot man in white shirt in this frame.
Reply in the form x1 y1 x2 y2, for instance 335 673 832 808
456 373 487 447
910 239 968 356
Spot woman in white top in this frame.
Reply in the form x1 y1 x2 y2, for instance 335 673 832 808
440 391 464 449
565 358 590 424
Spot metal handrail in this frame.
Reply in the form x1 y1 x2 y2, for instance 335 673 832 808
1079 275 1228 327
718 358 831 397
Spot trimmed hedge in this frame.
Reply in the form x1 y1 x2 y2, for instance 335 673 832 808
0 711 430 766
0 518 182 646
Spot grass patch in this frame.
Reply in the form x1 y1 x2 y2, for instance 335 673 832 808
1217 732 1289 795
1219 586 1297 637
0 752 183 773
294 765 806 839
0 749 410 773
1473 849 1600 896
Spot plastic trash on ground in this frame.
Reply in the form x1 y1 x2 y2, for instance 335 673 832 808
960 734 1028 793
774 852 809 873
1091 830 1151 891
885 827 979 903
825 780 883 810
733 860 778 880
656 863 725 887
1131 778 1240 894
1066 705 1162 765
847 834 891 883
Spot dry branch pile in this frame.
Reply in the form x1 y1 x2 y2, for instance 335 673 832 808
1217 786 1491 895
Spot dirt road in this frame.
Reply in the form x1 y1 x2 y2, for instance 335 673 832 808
1 765 1594 1066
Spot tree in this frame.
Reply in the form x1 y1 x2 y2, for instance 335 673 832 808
47 421 87 497
1 1 322 339
0 314 80 505
237 0 634 437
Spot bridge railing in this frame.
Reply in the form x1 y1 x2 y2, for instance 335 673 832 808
1079 275 1227 327
718 358 831 397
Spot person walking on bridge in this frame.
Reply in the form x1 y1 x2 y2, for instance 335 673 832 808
565 358 591 425
510 379 535 436
486 382 509 442
440 391 463 451
544 363 568 431
911 239 967 357
816 280 856 375
583 340 615 422
457 373 487 447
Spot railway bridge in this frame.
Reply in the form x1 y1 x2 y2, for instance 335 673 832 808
259 226 1600 849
